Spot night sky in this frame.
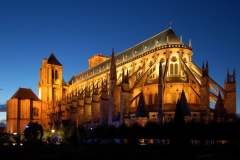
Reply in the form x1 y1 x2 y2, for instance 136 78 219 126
0 0 240 122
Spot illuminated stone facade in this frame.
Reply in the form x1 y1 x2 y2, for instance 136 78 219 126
6 88 44 133
7 28 237 133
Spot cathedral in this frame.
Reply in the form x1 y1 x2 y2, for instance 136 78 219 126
6 27 236 134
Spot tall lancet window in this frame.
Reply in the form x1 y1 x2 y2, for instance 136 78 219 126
52 69 55 80
55 70 58 80
170 63 178 75
170 56 178 75
175 64 178 74
170 64 173 74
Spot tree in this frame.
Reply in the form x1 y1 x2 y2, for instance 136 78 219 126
24 121 43 142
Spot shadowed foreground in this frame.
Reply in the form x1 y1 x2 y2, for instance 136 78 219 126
1 144 240 160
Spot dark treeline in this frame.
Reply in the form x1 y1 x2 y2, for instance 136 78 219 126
76 117 240 144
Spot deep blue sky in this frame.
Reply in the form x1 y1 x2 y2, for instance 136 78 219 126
0 0 240 121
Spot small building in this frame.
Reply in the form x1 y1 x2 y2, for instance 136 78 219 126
6 88 43 134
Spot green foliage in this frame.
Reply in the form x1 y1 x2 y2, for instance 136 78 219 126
43 130 52 140
24 121 43 142
55 128 66 140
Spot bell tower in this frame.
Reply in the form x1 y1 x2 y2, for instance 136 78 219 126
38 53 63 106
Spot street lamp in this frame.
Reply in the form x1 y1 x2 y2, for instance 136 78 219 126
51 129 55 134
51 129 55 138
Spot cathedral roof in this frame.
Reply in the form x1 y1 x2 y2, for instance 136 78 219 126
71 28 181 84
11 88 40 101
47 53 62 66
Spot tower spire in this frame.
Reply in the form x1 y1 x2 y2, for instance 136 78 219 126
110 48 117 80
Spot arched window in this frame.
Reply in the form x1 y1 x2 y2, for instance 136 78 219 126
52 69 54 80
170 64 173 74
170 63 178 75
55 70 58 80
175 64 178 74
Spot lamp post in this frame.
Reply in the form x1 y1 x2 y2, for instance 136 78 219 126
51 129 55 144
51 129 55 136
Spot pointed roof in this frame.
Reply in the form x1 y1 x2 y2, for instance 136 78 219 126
180 90 191 116
47 53 62 66
214 92 227 120
174 99 185 125
135 92 148 118
11 88 40 101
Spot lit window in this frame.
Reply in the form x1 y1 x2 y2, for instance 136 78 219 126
170 63 178 75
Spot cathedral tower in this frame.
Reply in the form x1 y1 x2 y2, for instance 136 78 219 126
38 53 64 128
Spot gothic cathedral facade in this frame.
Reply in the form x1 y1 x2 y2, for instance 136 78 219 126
7 28 236 133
